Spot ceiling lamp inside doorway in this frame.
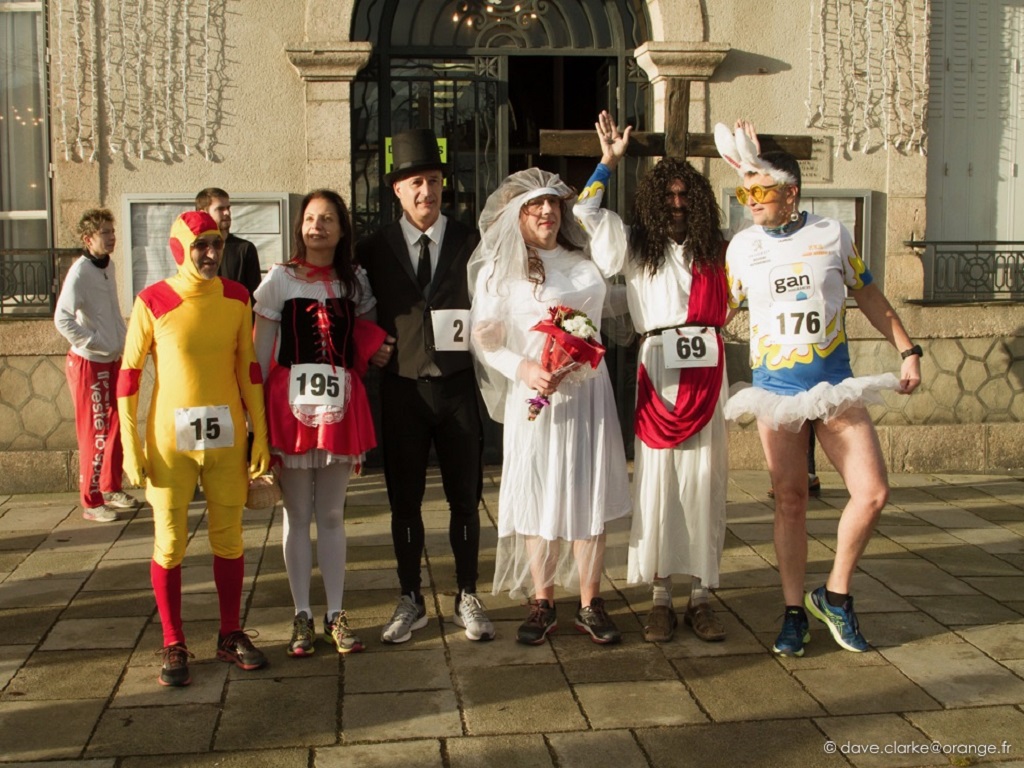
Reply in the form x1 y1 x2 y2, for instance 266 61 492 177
806 0 928 156
451 0 540 30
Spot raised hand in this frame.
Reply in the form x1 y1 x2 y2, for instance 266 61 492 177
595 110 632 168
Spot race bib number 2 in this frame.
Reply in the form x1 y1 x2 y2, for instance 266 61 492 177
431 309 470 351
772 299 826 345
174 405 234 451
661 327 719 369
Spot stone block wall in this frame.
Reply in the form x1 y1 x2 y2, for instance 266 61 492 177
725 337 1024 472
3 322 1024 493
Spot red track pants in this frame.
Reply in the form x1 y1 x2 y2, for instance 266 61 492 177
66 352 124 509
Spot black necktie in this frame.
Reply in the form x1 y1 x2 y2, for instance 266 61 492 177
417 234 432 293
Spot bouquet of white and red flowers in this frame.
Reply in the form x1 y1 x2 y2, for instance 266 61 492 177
526 305 606 421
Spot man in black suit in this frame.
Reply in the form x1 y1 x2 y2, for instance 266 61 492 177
357 128 492 644
196 188 262 301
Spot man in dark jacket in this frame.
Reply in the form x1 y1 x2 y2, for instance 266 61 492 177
356 128 492 644
196 187 262 301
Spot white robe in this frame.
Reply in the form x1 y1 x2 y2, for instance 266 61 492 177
578 200 728 588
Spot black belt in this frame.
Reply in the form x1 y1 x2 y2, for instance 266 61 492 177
641 324 721 341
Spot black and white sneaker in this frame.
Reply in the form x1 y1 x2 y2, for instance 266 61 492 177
454 592 495 641
517 599 557 645
575 597 621 645
288 611 315 657
381 594 427 644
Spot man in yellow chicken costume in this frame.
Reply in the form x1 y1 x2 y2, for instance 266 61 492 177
117 210 270 687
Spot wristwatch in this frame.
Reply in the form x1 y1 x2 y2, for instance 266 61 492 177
900 344 924 359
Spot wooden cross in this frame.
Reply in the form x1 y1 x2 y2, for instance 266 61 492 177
539 129 813 161
540 75 813 161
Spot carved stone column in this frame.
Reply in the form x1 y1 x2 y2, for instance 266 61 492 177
634 42 729 157
284 42 372 192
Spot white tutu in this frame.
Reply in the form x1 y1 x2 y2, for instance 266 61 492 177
724 373 900 431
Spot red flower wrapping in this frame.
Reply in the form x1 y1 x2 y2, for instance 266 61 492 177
525 307 606 421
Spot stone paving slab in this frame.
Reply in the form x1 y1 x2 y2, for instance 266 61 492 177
954 620 1024 660
914 543 1023 576
114 659 229 706
0 576 85 608
40 616 148 650
792 664 940 715
2 648 131 701
3 470 1024 766
341 689 462 741
814 713 939 768
549 730 650 767
345 647 452 692
880 640 1024 707
0 699 108 761
908 594 1021 625
673 654 826 721
856 558 982 596
318 740 445 768
575 680 706 728
636 720 849 768
122 750 309 768
60 589 154 619
963 575 1024 601
216 677 339 750
904 705 1024 763
5 549 102 580
459 664 586 735
87 703 219 757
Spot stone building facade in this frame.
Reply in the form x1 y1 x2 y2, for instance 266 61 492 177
1 0 1022 493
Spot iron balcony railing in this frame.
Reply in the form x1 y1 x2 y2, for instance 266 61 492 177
907 240 1024 303
0 248 81 319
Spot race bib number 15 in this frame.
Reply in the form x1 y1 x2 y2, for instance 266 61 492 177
661 327 720 369
174 405 234 451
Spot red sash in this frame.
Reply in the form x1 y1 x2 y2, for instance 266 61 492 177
634 261 727 449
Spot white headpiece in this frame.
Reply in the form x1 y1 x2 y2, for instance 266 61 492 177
714 122 797 186
468 168 588 298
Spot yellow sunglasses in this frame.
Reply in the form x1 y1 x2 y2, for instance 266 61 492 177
735 183 784 205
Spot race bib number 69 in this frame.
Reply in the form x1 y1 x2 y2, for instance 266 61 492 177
174 405 234 451
661 327 719 369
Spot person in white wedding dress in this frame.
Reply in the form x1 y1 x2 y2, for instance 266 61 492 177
469 168 631 646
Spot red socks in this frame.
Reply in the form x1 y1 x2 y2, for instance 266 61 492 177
213 555 244 636
150 561 184 647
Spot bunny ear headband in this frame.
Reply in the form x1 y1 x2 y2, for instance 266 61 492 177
714 122 798 186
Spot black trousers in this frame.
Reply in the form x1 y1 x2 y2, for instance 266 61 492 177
380 369 483 594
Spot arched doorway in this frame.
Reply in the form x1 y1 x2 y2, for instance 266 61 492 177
350 0 651 233
351 0 651 462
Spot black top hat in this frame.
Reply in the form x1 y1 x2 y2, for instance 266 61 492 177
386 128 444 185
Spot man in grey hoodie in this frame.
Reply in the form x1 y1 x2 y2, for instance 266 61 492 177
55 208 139 521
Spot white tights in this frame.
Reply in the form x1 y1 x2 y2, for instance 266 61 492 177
279 463 352 618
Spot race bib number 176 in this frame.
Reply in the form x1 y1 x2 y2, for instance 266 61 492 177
771 299 826 345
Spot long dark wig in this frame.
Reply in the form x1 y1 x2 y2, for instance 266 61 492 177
628 158 724 275
290 189 361 302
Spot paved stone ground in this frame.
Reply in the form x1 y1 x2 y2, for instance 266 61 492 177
1 468 1024 767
